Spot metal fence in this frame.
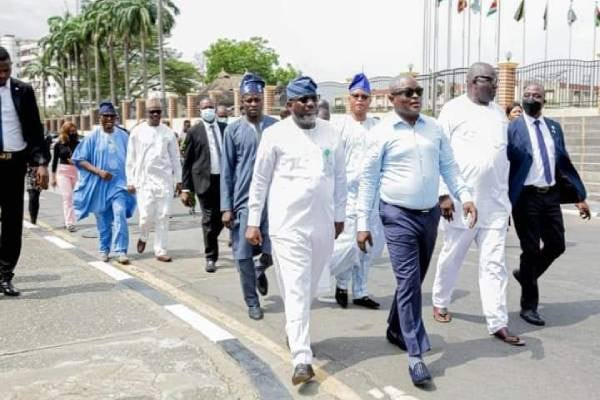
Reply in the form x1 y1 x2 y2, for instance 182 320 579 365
318 59 600 115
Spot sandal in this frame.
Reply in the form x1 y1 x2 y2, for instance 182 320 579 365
433 307 452 323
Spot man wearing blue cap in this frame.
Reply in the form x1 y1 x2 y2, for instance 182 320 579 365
246 76 347 385
72 101 136 264
327 73 384 310
221 73 278 320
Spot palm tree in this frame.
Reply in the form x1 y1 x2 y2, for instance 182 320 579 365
22 55 60 118
40 15 69 113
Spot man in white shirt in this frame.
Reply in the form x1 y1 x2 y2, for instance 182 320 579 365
328 73 384 310
0 46 49 296
126 97 182 262
181 97 227 272
431 63 524 346
246 76 346 385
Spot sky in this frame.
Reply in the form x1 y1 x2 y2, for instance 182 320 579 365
2 0 599 81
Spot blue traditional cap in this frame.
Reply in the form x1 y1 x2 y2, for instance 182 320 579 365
286 76 317 99
240 73 265 95
99 101 116 115
348 73 371 94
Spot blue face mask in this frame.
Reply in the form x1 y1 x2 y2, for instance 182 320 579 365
201 108 216 123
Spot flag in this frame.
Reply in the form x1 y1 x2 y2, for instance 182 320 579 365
437 0 444 7
568 2 577 26
514 0 525 22
458 0 468 13
471 0 481 14
595 4 600 27
487 0 498 17
543 2 549 30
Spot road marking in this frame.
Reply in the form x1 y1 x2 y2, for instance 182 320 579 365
44 235 75 249
368 387 385 399
88 261 133 281
384 385 420 400
164 304 235 343
23 220 38 229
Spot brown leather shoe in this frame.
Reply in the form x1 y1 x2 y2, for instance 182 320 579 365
137 239 146 254
433 306 452 323
493 327 525 346
156 255 172 262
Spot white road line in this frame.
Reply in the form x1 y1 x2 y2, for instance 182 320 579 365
44 235 75 249
164 304 235 343
384 385 420 400
88 261 133 281
23 220 38 229
368 388 385 399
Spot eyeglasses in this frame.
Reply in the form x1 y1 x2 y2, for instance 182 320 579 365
473 76 498 85
293 95 318 104
149 109 162 115
390 87 424 98
350 93 370 100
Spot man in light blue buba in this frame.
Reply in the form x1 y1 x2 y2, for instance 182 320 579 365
220 73 278 320
72 101 136 264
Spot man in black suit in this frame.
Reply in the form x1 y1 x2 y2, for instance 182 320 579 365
0 46 49 296
507 82 590 326
181 97 227 272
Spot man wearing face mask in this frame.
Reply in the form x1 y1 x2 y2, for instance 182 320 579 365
246 76 347 385
216 105 229 124
431 63 523 346
508 83 590 327
181 97 228 272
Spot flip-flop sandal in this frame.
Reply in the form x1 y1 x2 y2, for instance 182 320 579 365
433 308 452 323
495 334 526 346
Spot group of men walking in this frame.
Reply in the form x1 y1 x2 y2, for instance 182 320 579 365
0 40 592 389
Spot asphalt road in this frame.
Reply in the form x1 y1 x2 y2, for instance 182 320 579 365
7 188 600 400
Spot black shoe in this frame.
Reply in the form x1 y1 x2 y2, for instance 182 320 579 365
353 296 380 309
291 363 315 385
409 361 432 386
205 260 217 273
137 239 146 254
0 280 20 296
248 306 264 320
386 328 407 351
257 272 268 296
335 286 348 308
520 309 545 326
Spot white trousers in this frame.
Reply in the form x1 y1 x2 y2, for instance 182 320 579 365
272 229 334 366
138 188 171 256
431 225 508 334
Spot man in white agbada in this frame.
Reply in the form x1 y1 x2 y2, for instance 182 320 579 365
246 76 346 385
327 73 384 310
126 97 182 262
431 63 524 346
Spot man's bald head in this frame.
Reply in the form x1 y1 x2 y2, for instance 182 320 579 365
466 62 497 105
388 74 422 123
389 75 418 93
524 82 546 97
466 62 495 82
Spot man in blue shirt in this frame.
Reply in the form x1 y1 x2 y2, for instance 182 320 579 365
356 75 477 386
221 73 278 320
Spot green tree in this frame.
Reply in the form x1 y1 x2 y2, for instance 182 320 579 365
22 56 60 118
203 37 298 85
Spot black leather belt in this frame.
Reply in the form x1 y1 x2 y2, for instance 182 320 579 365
524 185 555 194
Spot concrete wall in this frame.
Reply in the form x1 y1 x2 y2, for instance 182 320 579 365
557 115 600 202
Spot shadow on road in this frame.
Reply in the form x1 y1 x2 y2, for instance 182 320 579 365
14 282 116 300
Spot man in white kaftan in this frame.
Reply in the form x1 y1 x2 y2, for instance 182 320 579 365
328 73 384 309
431 63 523 345
246 76 347 385
126 98 182 261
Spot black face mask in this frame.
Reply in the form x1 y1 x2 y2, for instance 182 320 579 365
522 98 543 117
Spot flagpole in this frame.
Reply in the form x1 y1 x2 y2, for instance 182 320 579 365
544 1 549 62
496 0 501 63
478 3 483 61
522 1 526 65
447 0 453 69
594 1 598 61
462 8 466 67
433 0 439 114
467 3 472 66
422 0 430 73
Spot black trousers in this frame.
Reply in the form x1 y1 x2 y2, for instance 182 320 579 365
197 174 224 262
512 186 566 311
0 152 27 281
28 189 41 224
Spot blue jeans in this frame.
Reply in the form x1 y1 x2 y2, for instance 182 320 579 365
95 192 130 255
236 256 270 308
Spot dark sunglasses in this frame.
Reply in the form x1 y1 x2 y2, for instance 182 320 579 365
350 93 370 100
293 95 318 104
149 109 162 115
391 87 424 98
473 76 498 85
